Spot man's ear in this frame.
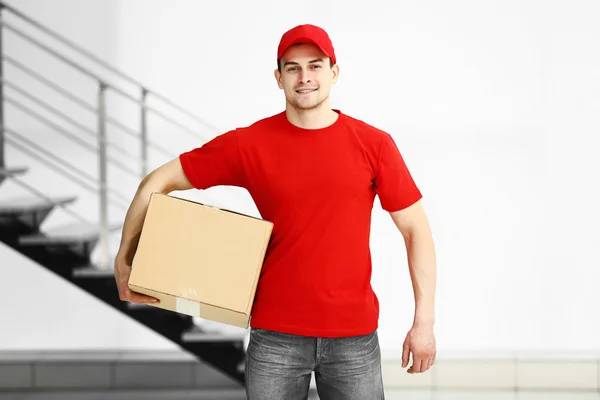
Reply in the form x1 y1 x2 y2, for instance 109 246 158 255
331 64 340 85
274 69 284 89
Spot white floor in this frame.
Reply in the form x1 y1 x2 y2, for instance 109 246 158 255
0 389 599 400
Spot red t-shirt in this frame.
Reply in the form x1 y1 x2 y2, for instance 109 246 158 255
179 110 422 338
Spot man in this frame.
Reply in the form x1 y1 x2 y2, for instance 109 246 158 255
114 24 437 399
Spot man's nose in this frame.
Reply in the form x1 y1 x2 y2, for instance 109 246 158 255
299 70 312 84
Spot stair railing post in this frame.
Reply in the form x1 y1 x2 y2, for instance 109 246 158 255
140 88 148 177
97 82 110 269
0 4 5 169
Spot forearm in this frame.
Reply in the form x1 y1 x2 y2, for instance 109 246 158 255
404 228 437 325
115 175 168 265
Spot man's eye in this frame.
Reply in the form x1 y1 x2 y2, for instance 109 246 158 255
288 67 297 72
312 65 321 68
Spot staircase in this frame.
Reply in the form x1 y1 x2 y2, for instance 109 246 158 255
0 2 247 385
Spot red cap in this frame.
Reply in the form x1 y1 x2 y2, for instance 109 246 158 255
277 24 336 65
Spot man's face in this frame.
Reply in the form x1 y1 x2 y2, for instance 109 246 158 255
274 43 339 111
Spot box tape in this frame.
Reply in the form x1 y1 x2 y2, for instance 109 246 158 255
176 297 201 317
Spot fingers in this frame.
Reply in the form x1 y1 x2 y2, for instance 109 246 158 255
127 290 159 304
114 261 159 304
408 358 423 374
424 357 433 372
119 286 159 304
114 262 130 297
428 353 436 371
402 340 410 368
407 352 436 374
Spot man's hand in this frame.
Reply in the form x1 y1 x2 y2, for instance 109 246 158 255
114 258 159 304
402 322 436 374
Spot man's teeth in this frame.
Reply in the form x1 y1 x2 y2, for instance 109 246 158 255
297 89 316 93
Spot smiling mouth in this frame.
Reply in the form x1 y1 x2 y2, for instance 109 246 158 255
296 88 317 93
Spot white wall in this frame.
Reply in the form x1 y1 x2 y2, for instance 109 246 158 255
1 0 599 357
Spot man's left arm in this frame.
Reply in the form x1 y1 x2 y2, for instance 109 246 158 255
389 199 437 374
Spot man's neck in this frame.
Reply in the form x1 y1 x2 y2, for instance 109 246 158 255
285 103 339 130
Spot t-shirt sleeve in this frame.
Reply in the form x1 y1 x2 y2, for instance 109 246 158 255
179 129 246 190
374 134 423 212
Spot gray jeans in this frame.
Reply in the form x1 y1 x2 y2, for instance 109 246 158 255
245 327 385 400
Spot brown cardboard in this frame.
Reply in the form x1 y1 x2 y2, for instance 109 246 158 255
128 192 273 328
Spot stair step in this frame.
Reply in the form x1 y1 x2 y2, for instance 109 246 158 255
127 302 151 309
72 266 114 277
181 326 248 343
0 166 28 177
0 195 76 214
19 222 121 245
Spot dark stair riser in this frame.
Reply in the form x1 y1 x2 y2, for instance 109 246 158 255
0 208 53 231
0 224 90 277
20 239 98 260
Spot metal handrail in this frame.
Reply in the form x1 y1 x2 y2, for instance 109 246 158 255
4 135 129 211
3 95 140 178
0 19 210 143
4 128 131 207
8 128 98 184
2 54 171 155
1 77 137 161
0 0 220 133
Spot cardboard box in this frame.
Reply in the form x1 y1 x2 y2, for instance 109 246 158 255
128 192 273 328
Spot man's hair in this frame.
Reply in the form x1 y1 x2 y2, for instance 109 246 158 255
277 57 334 73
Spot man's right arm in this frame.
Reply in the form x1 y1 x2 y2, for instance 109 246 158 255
114 157 193 304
